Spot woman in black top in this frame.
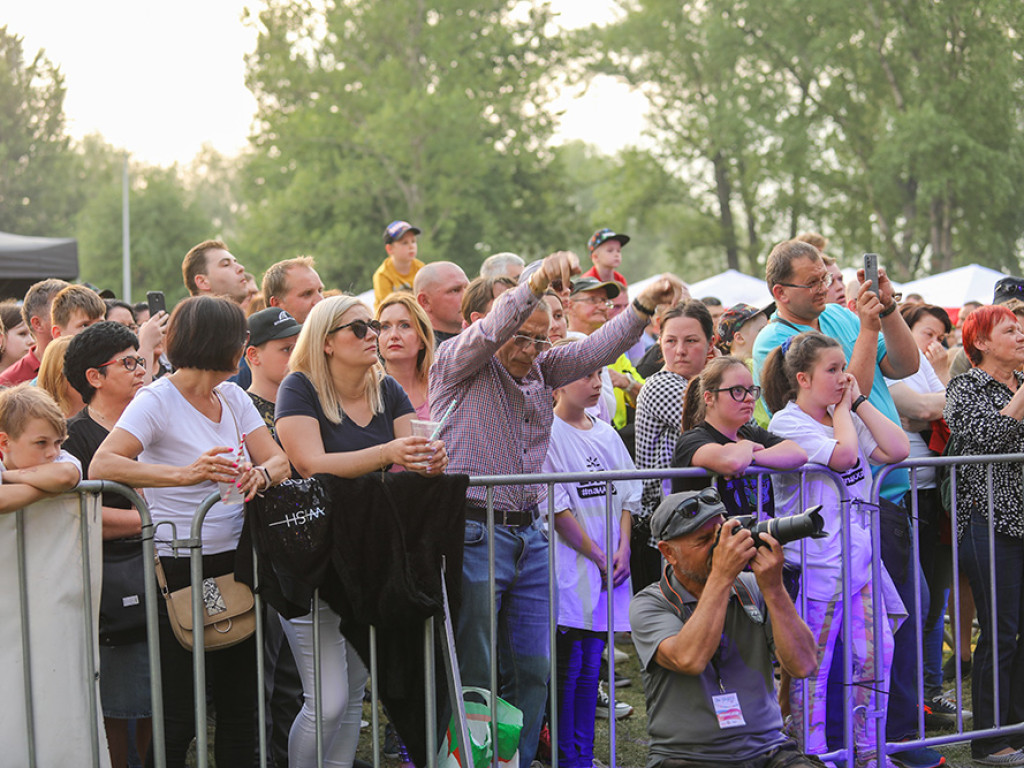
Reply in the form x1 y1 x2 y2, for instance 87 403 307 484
673 355 806 518
944 304 1024 764
63 321 150 768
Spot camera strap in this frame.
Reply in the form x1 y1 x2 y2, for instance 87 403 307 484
658 566 768 692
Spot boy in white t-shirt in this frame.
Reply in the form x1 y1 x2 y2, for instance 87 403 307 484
543 345 641 768
0 383 81 512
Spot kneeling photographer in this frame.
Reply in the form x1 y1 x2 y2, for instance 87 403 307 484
630 489 822 768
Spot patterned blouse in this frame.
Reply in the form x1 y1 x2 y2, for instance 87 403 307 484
635 369 688 518
943 366 1024 541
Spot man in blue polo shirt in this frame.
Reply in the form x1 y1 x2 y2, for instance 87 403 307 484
751 240 944 768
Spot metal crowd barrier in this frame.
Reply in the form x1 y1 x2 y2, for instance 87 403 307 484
13 456 1024 768
871 453 1024 761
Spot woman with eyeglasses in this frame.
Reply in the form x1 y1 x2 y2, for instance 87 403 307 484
673 356 806 517
275 294 447 768
90 296 290 768
761 331 909 765
63 321 152 768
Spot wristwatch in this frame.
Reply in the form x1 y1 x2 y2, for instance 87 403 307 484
851 395 868 413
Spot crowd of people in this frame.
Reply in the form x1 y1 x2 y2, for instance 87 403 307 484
2 223 1023 768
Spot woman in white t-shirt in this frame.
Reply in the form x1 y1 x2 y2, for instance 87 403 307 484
92 296 289 768
542 345 640 768
761 331 909 766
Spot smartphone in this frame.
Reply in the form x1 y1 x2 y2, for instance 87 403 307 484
863 253 879 295
147 291 166 317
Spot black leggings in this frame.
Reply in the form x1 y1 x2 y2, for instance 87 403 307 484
149 551 257 768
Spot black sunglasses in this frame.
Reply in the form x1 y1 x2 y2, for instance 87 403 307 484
710 385 762 402
329 319 382 339
673 488 721 519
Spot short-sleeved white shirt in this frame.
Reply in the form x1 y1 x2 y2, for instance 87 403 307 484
116 378 265 555
884 350 945 488
543 415 640 631
768 401 878 600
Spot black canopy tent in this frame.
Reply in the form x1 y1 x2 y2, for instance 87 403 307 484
0 231 79 301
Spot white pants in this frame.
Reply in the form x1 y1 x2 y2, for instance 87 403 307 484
281 599 368 768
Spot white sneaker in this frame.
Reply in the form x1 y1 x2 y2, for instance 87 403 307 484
595 682 633 720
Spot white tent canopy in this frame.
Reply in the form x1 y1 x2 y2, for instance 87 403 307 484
630 269 772 308
898 264 1006 308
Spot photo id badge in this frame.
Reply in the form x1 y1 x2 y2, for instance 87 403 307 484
711 692 746 729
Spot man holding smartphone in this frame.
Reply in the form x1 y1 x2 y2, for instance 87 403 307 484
751 239 946 768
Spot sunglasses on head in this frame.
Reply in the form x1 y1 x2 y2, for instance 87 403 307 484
329 319 382 339
673 487 721 519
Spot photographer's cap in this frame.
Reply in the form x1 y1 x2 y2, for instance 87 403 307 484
651 489 727 541
993 276 1024 305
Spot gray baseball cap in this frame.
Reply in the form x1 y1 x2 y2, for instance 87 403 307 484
650 489 727 541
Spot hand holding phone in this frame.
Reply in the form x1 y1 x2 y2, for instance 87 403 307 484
147 291 166 317
863 253 879 295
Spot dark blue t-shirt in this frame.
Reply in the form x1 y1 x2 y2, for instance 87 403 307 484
275 371 414 454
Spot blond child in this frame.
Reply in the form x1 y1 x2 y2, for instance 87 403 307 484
0 384 81 512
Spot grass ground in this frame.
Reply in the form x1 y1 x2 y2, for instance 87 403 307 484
186 637 982 767
357 637 981 768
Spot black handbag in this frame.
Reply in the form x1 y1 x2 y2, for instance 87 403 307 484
99 537 148 646
246 476 333 615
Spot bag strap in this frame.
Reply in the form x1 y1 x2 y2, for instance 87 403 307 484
154 556 172 601
214 386 244 447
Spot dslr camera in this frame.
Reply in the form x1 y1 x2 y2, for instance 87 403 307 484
718 506 826 549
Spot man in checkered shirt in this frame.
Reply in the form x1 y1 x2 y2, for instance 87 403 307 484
430 250 683 766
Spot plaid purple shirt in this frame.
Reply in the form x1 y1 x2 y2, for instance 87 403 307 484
430 280 646 512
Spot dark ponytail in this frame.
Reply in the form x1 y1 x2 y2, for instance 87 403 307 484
681 356 748 431
761 331 841 413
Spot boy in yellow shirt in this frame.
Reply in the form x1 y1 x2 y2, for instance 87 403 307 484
373 220 425 308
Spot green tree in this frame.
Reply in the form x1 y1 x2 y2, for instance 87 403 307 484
76 155 214 304
583 0 783 274
553 141 722 281
730 0 1024 276
239 0 573 291
586 0 1024 279
0 26 80 236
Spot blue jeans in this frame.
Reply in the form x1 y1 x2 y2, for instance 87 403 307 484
458 521 550 768
886 500 930 742
916 489 952 699
556 628 605 768
960 517 1024 758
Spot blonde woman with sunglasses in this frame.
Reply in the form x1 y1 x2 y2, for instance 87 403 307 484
275 294 446 768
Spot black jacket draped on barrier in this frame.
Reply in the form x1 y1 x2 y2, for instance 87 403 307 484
241 471 468 768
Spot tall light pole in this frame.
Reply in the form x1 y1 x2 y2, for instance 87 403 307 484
122 152 131 301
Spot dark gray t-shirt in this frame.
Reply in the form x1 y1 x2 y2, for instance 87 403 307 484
276 372 414 454
629 571 786 765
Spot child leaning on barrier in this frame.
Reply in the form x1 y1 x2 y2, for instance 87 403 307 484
541 339 641 768
0 383 81 513
761 331 908 768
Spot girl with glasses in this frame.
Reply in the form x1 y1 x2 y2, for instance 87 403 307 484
761 331 909 768
674 356 806 519
275 295 448 768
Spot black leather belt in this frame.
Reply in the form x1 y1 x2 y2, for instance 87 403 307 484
465 505 536 527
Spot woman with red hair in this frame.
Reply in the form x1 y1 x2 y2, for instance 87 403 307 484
944 304 1024 766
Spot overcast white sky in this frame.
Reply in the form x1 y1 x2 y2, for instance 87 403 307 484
4 0 650 167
